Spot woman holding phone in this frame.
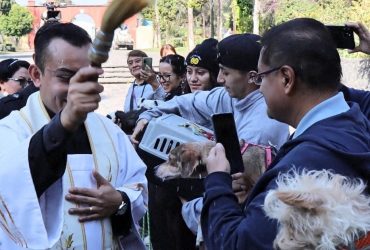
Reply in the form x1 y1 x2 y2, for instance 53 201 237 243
139 54 190 103
155 54 190 101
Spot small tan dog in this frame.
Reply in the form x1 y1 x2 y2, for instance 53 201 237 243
263 169 370 250
155 141 273 194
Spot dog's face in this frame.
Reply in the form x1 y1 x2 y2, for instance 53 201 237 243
264 170 370 250
155 142 214 180
155 141 269 185
265 191 325 250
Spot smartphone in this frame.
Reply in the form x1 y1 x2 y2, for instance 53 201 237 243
142 57 153 70
212 113 244 174
326 25 355 49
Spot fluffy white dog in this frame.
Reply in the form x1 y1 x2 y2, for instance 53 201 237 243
264 169 370 250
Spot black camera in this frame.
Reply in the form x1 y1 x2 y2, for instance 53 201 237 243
326 25 355 49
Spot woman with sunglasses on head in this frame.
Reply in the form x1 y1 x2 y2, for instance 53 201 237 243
0 59 39 119
0 59 31 96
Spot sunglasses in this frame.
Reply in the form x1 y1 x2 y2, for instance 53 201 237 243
8 78 33 88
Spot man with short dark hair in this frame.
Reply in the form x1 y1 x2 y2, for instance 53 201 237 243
201 18 370 250
124 49 162 112
131 34 289 249
0 22 147 249
132 34 289 147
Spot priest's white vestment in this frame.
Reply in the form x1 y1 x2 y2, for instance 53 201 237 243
0 92 148 249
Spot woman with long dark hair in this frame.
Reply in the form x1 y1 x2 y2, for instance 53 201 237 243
156 54 190 101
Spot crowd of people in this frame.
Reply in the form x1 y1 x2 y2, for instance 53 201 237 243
0 18 369 250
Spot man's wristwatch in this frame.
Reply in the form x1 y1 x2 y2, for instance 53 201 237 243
115 191 129 216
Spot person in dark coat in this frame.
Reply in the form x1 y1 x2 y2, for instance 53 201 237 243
0 83 39 119
340 22 370 120
201 18 370 250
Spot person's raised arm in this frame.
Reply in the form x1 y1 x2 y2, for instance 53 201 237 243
60 67 104 131
29 66 104 197
346 22 370 55
140 65 160 90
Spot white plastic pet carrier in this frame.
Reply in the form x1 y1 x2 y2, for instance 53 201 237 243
139 114 214 160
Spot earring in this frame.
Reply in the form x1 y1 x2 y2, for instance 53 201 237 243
180 79 185 94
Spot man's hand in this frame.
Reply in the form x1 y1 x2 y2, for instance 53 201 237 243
231 172 249 204
346 22 370 55
140 65 159 90
61 67 104 132
206 143 230 174
130 118 148 145
65 170 123 222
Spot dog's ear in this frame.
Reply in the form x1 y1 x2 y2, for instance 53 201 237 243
276 191 324 211
180 153 199 177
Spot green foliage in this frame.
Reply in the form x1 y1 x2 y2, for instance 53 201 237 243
0 4 33 37
270 0 370 58
141 3 154 20
157 0 185 39
188 0 205 8
349 0 370 26
143 0 370 50
142 0 207 46
274 0 368 26
274 0 321 25
236 0 253 32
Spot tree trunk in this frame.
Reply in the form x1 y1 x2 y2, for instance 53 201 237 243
210 0 215 38
253 0 260 34
154 0 161 48
201 12 206 40
217 0 222 40
232 0 237 32
187 5 195 50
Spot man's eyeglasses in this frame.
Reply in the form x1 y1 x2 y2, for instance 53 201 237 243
157 73 172 82
8 78 33 87
253 67 281 85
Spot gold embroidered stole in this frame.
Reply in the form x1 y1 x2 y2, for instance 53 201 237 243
19 92 119 250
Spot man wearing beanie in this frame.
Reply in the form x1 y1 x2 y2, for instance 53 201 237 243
131 34 289 248
132 33 288 147
186 38 220 91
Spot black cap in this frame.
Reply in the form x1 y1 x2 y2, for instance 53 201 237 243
217 33 261 71
186 38 219 79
